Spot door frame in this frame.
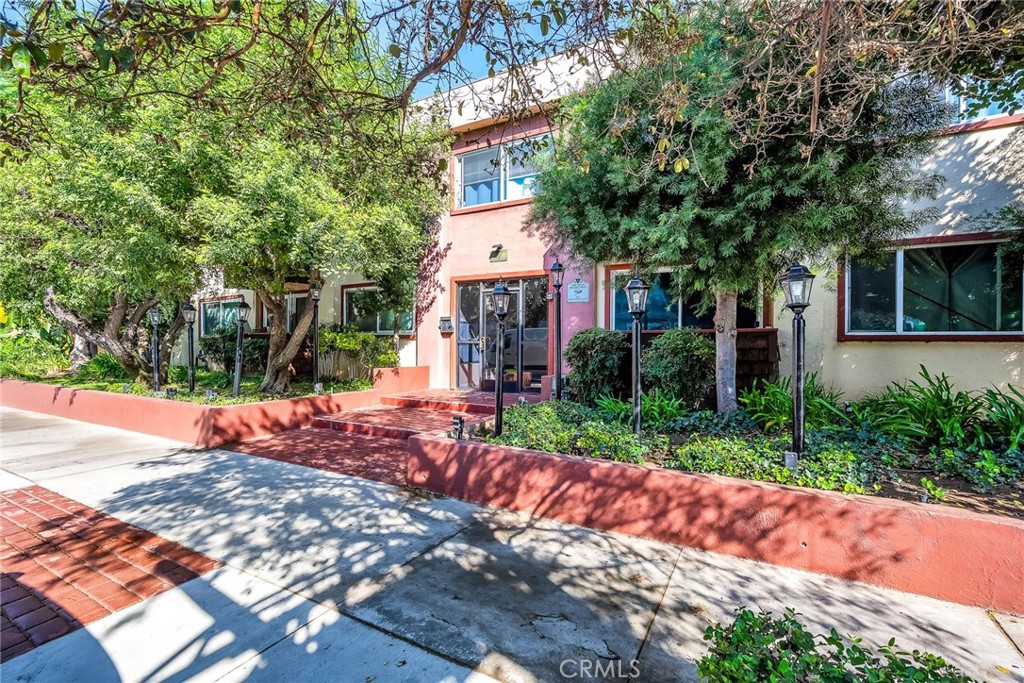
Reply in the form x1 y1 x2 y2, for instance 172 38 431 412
449 270 547 391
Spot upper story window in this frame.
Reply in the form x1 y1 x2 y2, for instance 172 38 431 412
944 77 1022 124
846 240 1023 337
200 297 243 337
608 269 759 332
455 134 550 209
343 285 414 335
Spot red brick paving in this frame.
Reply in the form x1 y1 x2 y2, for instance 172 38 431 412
314 406 485 439
0 486 219 661
231 428 409 486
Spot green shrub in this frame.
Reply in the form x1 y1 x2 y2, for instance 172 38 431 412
667 435 867 493
979 385 1024 451
740 372 846 431
198 328 269 375
488 400 659 464
565 328 627 405
596 388 686 428
699 608 977 683
641 328 715 408
0 319 71 378
668 409 760 437
74 353 129 381
319 325 399 378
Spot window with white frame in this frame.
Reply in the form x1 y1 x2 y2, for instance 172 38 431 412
943 78 1022 123
846 241 1023 335
607 269 759 332
199 297 243 337
259 292 308 333
455 134 551 208
343 286 414 335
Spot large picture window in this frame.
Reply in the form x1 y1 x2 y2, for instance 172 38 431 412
455 134 550 208
259 292 308 333
199 297 243 337
343 286 414 335
608 270 759 332
846 241 1023 336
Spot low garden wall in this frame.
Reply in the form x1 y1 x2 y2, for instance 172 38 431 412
407 433 1024 614
0 366 429 448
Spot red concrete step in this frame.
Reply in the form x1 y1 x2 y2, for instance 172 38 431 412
312 406 485 440
381 390 541 416
230 428 408 486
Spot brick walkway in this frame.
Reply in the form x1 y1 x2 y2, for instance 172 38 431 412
382 389 542 414
314 406 486 439
230 429 409 487
0 486 219 661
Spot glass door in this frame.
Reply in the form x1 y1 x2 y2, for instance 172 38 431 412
455 277 549 393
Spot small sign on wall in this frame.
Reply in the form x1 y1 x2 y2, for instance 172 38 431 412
566 278 590 303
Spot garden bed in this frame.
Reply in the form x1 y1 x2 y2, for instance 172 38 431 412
0 366 428 447
407 432 1024 614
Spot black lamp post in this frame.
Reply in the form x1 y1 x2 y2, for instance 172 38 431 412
232 300 251 398
183 301 197 393
309 284 321 390
549 260 565 401
624 275 650 437
489 280 512 436
780 264 815 458
149 306 162 391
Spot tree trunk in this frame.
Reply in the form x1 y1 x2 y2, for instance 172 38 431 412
68 335 94 372
158 309 186 384
258 277 319 394
714 290 739 413
44 286 159 385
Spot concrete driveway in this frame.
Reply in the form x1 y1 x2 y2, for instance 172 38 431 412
1 407 1021 682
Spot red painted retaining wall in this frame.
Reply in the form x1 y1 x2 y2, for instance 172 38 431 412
407 434 1024 614
0 366 429 448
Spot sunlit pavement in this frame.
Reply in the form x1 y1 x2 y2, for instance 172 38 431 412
1 407 1021 683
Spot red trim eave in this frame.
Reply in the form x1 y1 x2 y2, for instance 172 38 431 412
935 112 1024 137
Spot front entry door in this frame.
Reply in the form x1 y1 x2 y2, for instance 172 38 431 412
456 277 548 393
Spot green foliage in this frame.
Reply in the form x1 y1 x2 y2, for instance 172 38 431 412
980 385 1024 451
667 436 867 493
920 477 947 502
74 353 129 382
860 367 983 448
596 388 686 429
488 401 663 464
0 317 71 378
640 328 715 408
564 328 627 405
669 409 760 437
319 325 399 379
740 374 847 431
197 329 269 376
698 608 977 683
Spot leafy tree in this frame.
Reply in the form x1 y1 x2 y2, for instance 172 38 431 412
530 4 945 411
0 92 201 383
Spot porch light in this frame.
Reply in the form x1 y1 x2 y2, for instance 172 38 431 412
490 281 512 321
624 276 649 318
780 264 815 313
148 306 162 326
182 302 196 325
309 284 322 302
550 260 565 288
237 301 251 324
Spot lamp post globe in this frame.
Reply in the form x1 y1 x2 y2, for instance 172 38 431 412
183 302 197 393
779 264 815 459
232 301 251 398
624 275 649 437
489 280 512 436
549 261 565 401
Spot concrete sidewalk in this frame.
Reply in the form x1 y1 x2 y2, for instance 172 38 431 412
1 407 1021 682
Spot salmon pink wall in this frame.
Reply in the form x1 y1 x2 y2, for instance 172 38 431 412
408 434 1024 614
